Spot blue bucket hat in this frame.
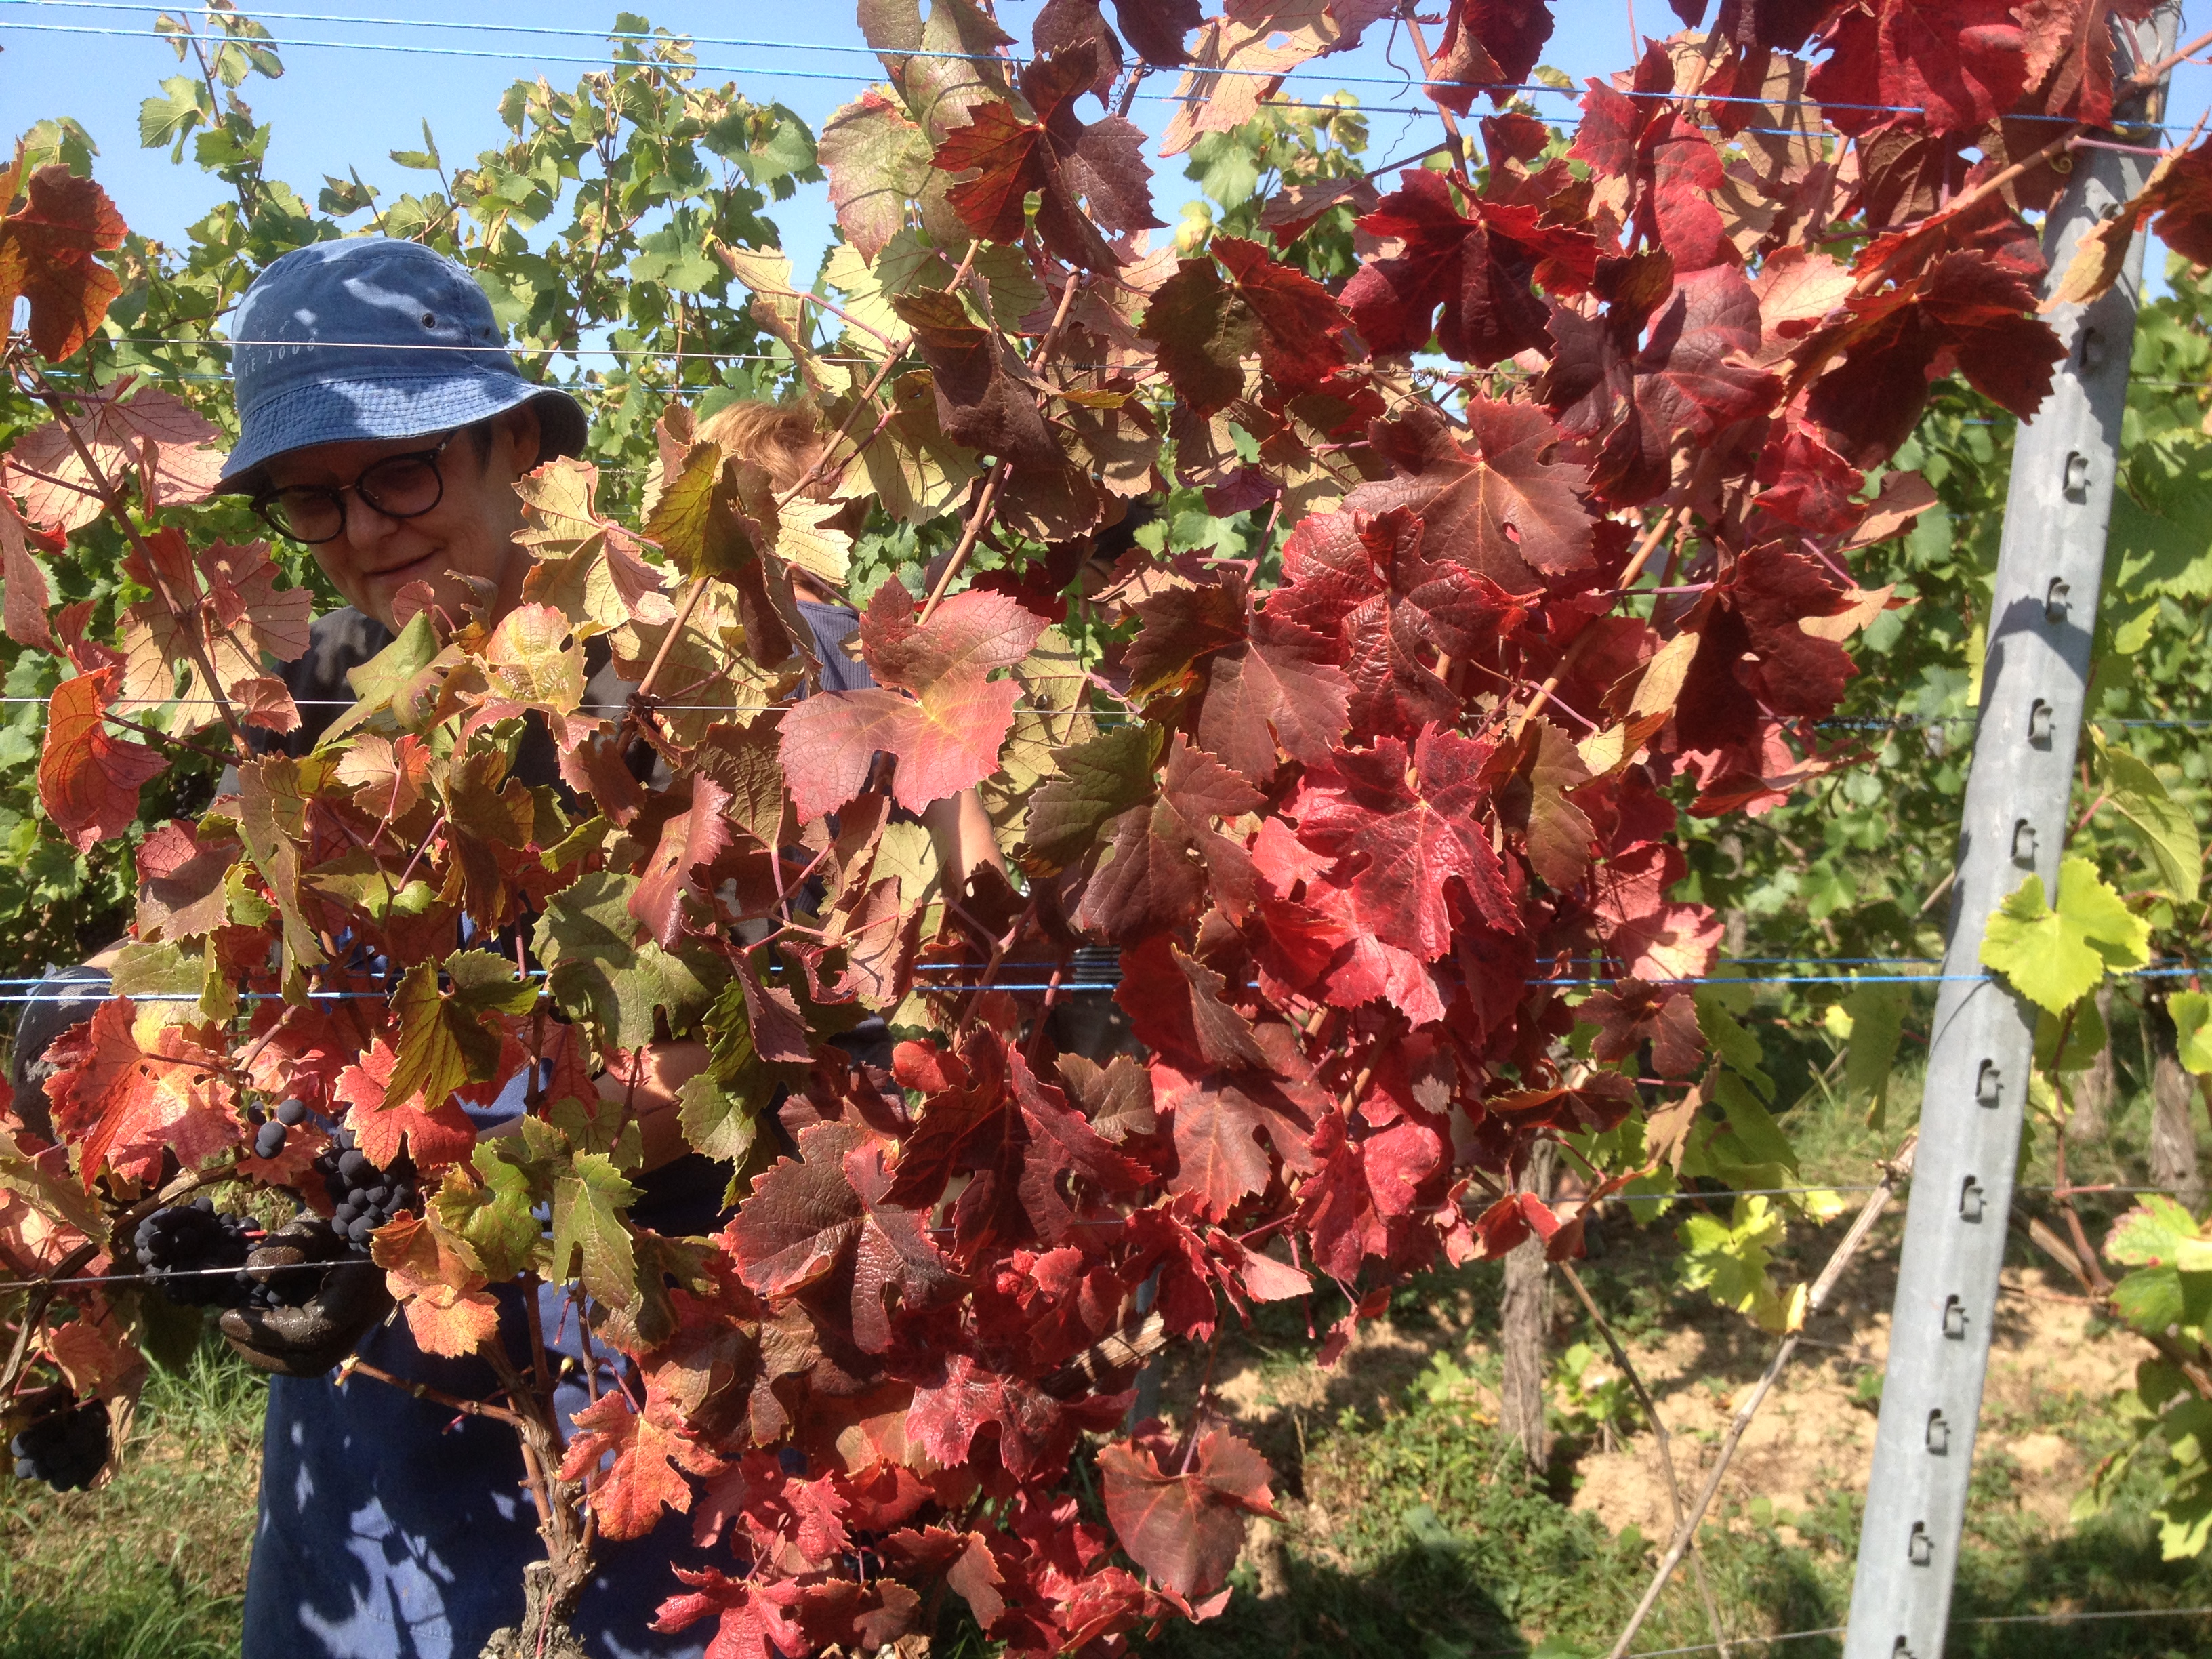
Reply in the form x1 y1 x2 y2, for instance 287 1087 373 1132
216 237 588 493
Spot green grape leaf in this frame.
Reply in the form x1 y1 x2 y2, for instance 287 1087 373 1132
2111 430 2212 602
533 872 724 1050
386 950 537 1116
1018 722 1162 876
1979 858 2152 1015
550 1151 640 1311
1711 1071 1799 1173
2093 731 2201 903
2108 1195 2207 1267
1693 990 1774 1102
2034 991 2109 1074
1677 1195 1799 1333
434 1147 549 1282
1839 983 1908 1128
2172 991 2212 1076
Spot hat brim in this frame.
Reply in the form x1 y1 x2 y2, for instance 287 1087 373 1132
216 374 589 495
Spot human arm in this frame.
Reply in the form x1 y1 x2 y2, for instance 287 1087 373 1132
922 787 1006 901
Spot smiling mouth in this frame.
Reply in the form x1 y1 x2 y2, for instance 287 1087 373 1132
364 550 441 582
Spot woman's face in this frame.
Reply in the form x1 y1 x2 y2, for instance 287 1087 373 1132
261 405 540 632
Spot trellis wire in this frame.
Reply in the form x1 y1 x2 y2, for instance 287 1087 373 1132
2 14 2197 136
0 1174 2188 1296
0 0 2194 131
0 959 2194 1001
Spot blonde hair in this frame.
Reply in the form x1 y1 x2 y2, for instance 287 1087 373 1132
693 399 831 500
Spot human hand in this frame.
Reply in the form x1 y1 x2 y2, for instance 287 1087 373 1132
218 1219 392 1376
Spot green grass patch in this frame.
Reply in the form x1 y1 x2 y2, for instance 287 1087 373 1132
1 1336 264 1659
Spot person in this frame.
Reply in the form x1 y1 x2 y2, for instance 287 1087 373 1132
12 236 991 1659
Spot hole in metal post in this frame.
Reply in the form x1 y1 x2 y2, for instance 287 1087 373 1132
1891 1641 1917 1659
1977 1060 2002 1107
1943 1296 1968 1339
2029 699 2054 746
2012 820 2038 865
1908 1521 1934 1565
2046 578 2070 622
1927 1409 1950 1454
1959 1176 1984 1221
2064 452 2090 500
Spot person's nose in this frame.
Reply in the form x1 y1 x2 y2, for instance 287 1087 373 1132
343 489 406 548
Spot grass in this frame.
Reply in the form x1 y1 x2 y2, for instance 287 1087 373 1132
0 1336 265 1659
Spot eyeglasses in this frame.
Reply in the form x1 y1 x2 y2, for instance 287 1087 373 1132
251 430 462 545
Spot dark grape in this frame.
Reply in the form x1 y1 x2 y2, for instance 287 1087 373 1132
312 1132 419 1240
254 1120 289 1159
274 1098 307 1126
10 1399 109 1492
132 1200 257 1307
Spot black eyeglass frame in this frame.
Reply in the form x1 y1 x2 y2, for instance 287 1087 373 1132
249 429 464 546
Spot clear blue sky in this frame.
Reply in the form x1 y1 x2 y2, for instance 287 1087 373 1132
1 1 2205 290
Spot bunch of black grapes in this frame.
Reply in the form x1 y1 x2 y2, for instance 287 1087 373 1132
314 1126 419 1247
133 1196 259 1305
9 1398 108 1491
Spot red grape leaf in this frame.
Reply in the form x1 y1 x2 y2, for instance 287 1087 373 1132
1195 609 1350 782
1073 733 1259 942
0 159 126 362
1099 1425 1279 1598
1342 169 1596 365
43 998 237 1191
1579 979 1705 1077
725 1118 958 1353
1294 724 1517 958
779 676 1019 819
369 1210 502 1359
886 289 1060 471
9 382 224 535
1803 255 2063 467
1124 575 1250 699
930 43 1160 270
333 1037 480 1173
1496 714 1597 890
1485 1072 1640 1133
0 492 54 651
1113 933 1267 1070
2017 0 2158 130
1348 398 1594 590
631 776 735 948
1212 234 1353 395
818 88 934 262
1111 0 1202 64
37 666 167 855
1152 1024 1324 1220
560 1378 722 1541
857 578 1048 693
134 818 236 943
117 531 311 734
1269 504 1533 739
1427 0 1555 113
906 1348 1127 1480
1295 1108 1445 1278
653 1570 807 1659
1875 0 2026 132
1140 257 1259 419
885 1031 1151 1257
1593 842 1723 981
887 1525 1008 1628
